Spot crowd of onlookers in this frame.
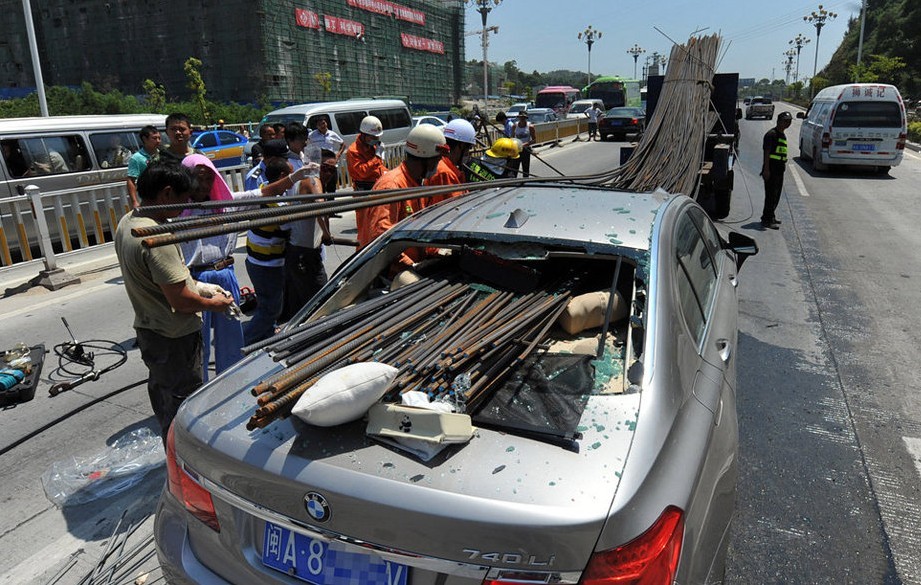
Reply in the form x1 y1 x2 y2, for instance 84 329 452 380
115 110 519 442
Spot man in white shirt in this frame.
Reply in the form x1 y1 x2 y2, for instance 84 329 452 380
586 103 604 141
308 116 346 195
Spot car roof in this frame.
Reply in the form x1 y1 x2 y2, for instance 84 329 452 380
267 99 408 115
382 185 671 255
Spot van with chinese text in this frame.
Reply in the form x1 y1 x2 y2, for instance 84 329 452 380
798 83 906 173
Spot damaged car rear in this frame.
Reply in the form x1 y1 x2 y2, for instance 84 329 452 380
155 184 758 585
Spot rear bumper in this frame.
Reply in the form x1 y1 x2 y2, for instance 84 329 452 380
823 151 903 167
155 492 233 585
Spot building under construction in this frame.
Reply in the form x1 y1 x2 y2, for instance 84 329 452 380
1 0 465 110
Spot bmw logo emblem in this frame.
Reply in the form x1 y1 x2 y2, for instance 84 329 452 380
304 492 331 523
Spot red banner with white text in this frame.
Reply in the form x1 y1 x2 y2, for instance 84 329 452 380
400 33 444 54
294 8 320 29
347 0 425 26
324 15 365 37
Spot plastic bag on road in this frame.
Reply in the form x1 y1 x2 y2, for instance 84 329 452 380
41 428 165 507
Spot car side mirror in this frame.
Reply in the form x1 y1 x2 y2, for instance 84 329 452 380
726 231 758 269
735 108 743 120
796 112 805 119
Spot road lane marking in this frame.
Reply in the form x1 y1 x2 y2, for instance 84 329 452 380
0 530 88 585
788 164 810 197
906 436 921 480
0 282 114 323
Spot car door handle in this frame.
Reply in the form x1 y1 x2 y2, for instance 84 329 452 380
716 339 732 363
728 274 738 288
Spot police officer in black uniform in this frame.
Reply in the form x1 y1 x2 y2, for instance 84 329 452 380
760 111 792 229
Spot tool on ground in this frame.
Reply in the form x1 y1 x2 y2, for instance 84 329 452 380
49 317 128 397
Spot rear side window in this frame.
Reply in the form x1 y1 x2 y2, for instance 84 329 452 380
370 108 412 130
833 101 902 128
8 135 89 175
218 131 242 145
196 133 218 148
674 210 718 342
334 111 365 136
89 131 140 168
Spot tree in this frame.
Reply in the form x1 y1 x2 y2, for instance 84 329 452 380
314 72 332 99
849 54 905 84
184 57 209 123
143 79 166 112
810 76 831 95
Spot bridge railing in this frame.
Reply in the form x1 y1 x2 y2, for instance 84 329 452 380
0 133 578 272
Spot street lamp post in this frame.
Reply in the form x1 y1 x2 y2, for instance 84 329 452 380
789 33 810 83
627 44 645 81
856 0 868 75
804 4 837 85
22 0 48 116
467 0 501 118
783 49 796 85
577 26 602 89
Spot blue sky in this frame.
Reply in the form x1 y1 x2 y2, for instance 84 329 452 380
463 0 860 84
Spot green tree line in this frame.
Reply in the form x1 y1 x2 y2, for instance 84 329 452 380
820 0 921 99
0 58 271 125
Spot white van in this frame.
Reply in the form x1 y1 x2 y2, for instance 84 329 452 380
0 114 165 199
566 99 606 120
0 114 172 265
797 83 907 173
261 99 412 146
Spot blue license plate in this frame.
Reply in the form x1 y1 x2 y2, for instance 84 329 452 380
851 143 876 151
609 119 624 126
262 522 409 585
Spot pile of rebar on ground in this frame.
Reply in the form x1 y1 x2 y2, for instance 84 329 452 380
243 276 571 430
604 34 722 196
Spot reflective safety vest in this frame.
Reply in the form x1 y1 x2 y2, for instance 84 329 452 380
769 136 788 163
466 158 499 182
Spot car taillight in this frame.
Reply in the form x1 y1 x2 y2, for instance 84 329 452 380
821 132 832 148
897 132 907 150
631 118 638 125
166 424 220 532
577 507 684 585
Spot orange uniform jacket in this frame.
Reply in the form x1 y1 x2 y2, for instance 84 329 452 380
359 164 425 268
347 139 387 190
425 156 467 204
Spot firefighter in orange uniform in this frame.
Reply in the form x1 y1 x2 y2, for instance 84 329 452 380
348 116 389 244
426 118 477 204
360 124 448 270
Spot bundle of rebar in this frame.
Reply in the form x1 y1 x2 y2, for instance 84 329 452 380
605 34 722 197
246 276 571 430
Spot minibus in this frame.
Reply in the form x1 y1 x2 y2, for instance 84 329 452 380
534 86 582 116
260 99 413 146
797 83 907 173
0 114 165 199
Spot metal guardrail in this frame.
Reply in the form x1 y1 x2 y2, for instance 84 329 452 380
0 164 250 269
0 132 578 271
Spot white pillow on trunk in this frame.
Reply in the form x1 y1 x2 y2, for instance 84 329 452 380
292 363 399 427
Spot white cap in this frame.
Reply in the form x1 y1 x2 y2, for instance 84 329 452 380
359 115 384 137
405 124 448 158
443 119 477 145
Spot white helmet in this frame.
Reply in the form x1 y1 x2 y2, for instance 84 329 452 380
359 115 384 137
443 119 477 145
405 124 448 158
